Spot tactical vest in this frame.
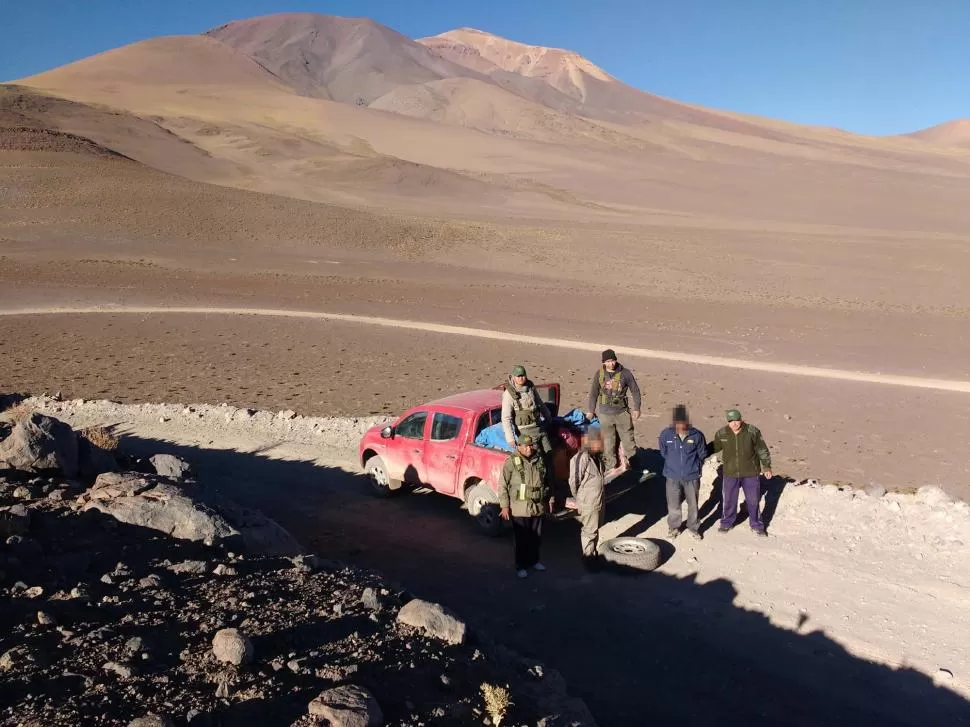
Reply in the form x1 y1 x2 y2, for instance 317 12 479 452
511 454 546 502
598 369 627 408
505 383 539 429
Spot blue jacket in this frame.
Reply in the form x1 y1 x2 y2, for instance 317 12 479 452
659 426 708 480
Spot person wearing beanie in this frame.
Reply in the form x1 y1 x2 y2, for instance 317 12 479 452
501 364 552 454
710 409 773 536
658 405 707 540
585 349 645 475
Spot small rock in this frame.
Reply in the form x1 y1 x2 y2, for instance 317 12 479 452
784 414 792 421
308 685 383 727
360 588 382 612
138 574 162 589
864 485 887 498
13 486 33 499
69 585 90 600
887 500 902 513
0 646 32 671
150 454 193 481
159 417 170 424
287 657 308 674
128 715 174 727
101 573 115 585
821 484 840 495
36 611 55 626
916 485 952 507
103 660 137 679
169 560 208 575
212 628 253 666
126 636 146 653
396 599 467 645
47 489 65 502
277 410 297 420
24 585 44 599
212 564 238 577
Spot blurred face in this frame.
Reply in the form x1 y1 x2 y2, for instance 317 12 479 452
604 358 617 372
674 420 689 434
518 443 536 457
513 374 527 386
728 420 743 433
588 437 604 453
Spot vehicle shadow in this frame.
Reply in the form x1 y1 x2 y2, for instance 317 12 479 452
115 434 969 727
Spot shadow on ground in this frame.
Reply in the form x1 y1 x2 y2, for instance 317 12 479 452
118 434 969 727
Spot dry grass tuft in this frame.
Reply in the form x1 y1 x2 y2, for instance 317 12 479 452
480 683 512 727
81 426 120 451
4 402 35 423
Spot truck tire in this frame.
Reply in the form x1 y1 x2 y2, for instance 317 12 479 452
598 537 661 571
364 455 401 498
465 482 504 537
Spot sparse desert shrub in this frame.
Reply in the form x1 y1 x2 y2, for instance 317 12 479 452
480 683 512 727
81 426 120 452
4 402 34 423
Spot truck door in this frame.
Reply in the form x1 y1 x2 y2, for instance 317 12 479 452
422 410 465 494
388 410 429 484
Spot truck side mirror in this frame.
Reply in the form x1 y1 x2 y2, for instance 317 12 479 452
380 425 394 439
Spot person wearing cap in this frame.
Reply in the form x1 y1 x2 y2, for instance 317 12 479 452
585 349 644 473
659 405 707 540
501 364 552 454
499 434 553 578
568 426 607 565
710 409 773 536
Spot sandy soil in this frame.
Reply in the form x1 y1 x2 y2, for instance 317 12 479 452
19 395 970 727
2 312 969 497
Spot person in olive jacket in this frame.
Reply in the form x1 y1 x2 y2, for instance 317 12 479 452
499 434 553 579
710 409 773 536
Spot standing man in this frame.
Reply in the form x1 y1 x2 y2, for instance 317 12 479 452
658 405 707 540
586 349 645 475
499 434 552 578
710 409 773 536
568 427 607 566
502 365 552 455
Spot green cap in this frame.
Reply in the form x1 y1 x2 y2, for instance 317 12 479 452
516 434 535 446
511 365 527 377
726 409 742 422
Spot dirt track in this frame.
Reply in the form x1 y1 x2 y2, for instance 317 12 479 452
7 306 970 393
26 396 970 727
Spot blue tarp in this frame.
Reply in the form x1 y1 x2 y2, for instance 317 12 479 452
473 408 600 450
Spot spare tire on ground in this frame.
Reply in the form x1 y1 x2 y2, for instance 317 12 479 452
598 537 662 571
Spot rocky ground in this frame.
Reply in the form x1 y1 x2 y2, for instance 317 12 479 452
0 410 595 727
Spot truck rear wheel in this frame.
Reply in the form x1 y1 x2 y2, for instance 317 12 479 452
465 482 504 537
364 455 402 498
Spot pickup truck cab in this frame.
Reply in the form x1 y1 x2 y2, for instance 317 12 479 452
358 383 570 535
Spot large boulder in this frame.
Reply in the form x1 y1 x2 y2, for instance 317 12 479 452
214 498 303 557
211 628 253 666
396 599 467 645
0 413 78 477
307 685 383 727
81 472 238 546
78 437 118 480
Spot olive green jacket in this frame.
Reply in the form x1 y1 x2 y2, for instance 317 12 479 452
711 424 772 479
498 451 551 518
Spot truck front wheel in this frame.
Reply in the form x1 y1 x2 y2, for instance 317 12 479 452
365 455 402 498
464 482 504 537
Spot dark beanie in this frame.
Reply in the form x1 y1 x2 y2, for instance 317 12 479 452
601 349 617 362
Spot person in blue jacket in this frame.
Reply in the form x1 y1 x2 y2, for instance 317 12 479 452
658 405 708 540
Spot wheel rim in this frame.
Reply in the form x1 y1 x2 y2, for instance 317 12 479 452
610 540 650 555
370 465 389 489
477 503 498 529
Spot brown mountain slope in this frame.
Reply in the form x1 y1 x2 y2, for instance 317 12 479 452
907 119 970 148
205 13 484 105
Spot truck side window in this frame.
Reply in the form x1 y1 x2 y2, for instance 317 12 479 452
397 412 428 440
431 413 463 441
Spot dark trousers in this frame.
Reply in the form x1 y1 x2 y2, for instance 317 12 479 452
666 478 700 532
721 476 764 531
512 516 543 570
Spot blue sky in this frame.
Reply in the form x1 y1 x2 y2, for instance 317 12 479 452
3 0 967 135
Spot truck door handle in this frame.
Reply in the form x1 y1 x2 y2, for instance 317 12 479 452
412 449 422 454
445 454 457 460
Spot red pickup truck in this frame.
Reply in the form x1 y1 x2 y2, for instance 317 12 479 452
357 383 580 535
